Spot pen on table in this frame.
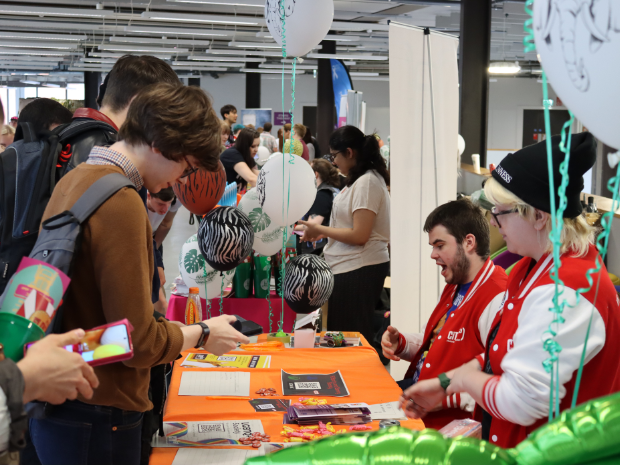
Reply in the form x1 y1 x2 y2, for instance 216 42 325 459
205 396 251 400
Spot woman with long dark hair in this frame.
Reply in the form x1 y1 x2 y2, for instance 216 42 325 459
220 128 260 191
299 125 390 343
295 159 341 255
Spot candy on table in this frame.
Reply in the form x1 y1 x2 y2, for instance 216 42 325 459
349 425 373 431
256 388 278 396
239 432 271 447
280 422 344 443
324 332 346 347
297 397 327 405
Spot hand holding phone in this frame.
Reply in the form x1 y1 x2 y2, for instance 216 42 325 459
18 329 99 404
201 315 250 355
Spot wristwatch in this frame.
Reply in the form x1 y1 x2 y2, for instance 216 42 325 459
438 373 451 393
193 322 210 349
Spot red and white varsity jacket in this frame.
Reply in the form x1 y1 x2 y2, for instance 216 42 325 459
396 258 507 429
479 245 620 448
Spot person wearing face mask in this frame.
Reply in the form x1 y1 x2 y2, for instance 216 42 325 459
298 125 390 344
400 133 620 449
29 83 250 465
220 128 260 192
381 199 507 429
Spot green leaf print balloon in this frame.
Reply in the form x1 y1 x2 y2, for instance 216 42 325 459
183 249 204 274
249 208 271 233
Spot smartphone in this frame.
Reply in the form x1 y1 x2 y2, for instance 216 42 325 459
231 315 263 336
26 319 134 367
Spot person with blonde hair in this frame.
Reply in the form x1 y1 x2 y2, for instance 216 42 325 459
283 123 309 161
0 124 15 151
399 133 620 448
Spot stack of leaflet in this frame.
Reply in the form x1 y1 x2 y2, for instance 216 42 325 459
287 403 371 426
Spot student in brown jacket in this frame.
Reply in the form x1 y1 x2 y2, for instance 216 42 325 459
29 83 250 465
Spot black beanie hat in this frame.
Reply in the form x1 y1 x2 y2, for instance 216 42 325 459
491 132 597 219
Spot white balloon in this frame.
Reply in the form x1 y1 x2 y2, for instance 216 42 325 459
458 134 466 156
533 0 620 149
237 188 294 256
256 146 271 166
265 0 334 58
178 234 235 300
256 152 317 226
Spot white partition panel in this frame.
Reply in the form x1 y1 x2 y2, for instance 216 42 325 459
389 23 460 380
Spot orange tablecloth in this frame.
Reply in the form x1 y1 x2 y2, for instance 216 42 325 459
150 334 424 465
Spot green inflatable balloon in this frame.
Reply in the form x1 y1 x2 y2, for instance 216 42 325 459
245 392 620 465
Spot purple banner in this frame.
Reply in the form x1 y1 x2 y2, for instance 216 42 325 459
274 112 292 125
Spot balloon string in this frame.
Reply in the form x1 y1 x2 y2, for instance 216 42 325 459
523 0 535 53
202 261 211 320
219 272 224 316
266 292 273 334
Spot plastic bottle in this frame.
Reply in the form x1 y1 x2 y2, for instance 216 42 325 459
185 287 202 326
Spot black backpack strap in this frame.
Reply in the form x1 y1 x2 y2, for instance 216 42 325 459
57 120 116 143
70 173 135 223
14 122 37 143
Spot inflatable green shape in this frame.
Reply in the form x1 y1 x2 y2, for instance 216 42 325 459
245 392 620 465
245 427 516 465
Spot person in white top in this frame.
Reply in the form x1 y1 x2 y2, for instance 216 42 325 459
299 125 390 344
259 122 278 154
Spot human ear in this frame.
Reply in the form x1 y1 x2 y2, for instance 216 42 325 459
463 234 477 254
533 209 548 231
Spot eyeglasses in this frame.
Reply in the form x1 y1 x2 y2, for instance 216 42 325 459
490 207 518 228
329 151 343 163
179 156 198 179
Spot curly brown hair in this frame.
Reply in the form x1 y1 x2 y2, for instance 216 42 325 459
119 83 222 172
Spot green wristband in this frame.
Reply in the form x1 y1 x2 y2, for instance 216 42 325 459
438 373 451 392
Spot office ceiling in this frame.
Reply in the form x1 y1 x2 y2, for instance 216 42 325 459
0 0 539 86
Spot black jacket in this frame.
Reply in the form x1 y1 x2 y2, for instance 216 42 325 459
59 117 117 177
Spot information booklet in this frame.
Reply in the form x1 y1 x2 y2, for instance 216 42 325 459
281 370 350 397
181 353 271 369
162 420 264 447
286 403 371 426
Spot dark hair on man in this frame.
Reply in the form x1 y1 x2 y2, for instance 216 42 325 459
311 158 340 187
263 122 272 133
101 55 181 113
119 83 222 172
150 187 175 202
18 98 73 134
302 126 312 144
220 104 237 119
283 123 291 133
234 128 260 168
329 125 389 188
423 199 490 260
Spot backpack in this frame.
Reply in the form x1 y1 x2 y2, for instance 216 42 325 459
0 120 115 295
22 173 134 334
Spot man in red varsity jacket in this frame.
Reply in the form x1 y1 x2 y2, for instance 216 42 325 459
381 199 507 429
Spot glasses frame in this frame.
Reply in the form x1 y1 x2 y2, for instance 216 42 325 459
329 150 344 163
490 207 518 228
179 156 198 179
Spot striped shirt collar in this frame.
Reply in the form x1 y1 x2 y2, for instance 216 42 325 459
86 146 144 190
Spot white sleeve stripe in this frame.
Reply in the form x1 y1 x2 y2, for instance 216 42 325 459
485 377 507 421
446 396 451 408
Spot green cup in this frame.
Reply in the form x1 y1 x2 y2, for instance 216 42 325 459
233 258 253 298
0 312 45 362
253 255 271 298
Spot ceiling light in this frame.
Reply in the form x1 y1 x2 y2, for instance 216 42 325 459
344 61 356 66
306 53 388 61
173 61 243 67
489 61 521 74
124 26 231 37
259 64 317 70
20 80 41 85
323 35 360 42
141 12 261 26
0 32 86 41
43 83 61 87
350 72 380 77
0 5 116 17
349 76 389 81
0 50 71 57
0 41 81 50
256 32 273 38
98 44 189 53
109 37 212 47
240 68 304 74
88 52 173 60
172 64 228 72
166 0 264 6
68 67 112 72
1 64 55 70
228 42 282 48
207 49 283 57
192 55 265 63
0 56 64 62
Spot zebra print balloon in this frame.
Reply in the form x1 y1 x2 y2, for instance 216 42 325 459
198 206 254 272
283 255 334 314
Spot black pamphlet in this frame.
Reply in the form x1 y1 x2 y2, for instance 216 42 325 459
280 370 350 397
249 399 290 412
